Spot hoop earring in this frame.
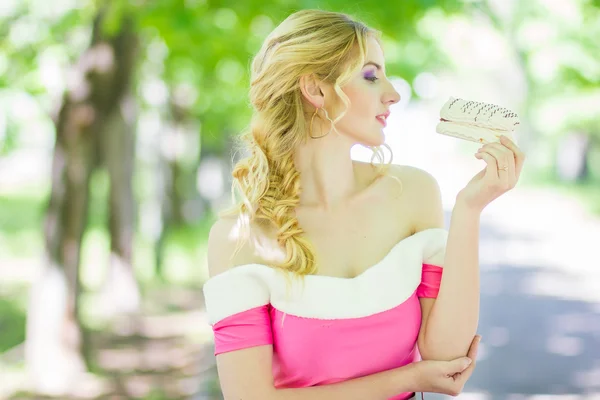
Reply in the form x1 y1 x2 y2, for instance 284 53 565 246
309 107 335 139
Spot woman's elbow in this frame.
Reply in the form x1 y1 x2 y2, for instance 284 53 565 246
418 339 473 361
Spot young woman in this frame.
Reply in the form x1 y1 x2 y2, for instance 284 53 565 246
203 9 525 400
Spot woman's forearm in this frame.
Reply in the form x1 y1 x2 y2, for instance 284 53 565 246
421 198 481 360
267 363 418 400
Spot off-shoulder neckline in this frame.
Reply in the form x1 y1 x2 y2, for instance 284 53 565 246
208 227 447 283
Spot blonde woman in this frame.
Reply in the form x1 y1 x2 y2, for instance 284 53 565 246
203 9 525 400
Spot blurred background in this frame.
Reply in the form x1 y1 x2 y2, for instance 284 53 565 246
1 0 599 398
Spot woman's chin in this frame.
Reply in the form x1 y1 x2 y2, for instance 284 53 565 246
342 130 386 147
361 131 386 147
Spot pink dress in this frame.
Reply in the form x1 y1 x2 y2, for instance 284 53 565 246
202 228 448 400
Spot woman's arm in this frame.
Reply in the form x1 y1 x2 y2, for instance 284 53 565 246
423 200 480 360
410 169 480 361
216 345 419 400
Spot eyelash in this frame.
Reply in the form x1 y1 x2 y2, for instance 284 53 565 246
365 76 379 82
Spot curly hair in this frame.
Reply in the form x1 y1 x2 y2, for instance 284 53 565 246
218 9 401 292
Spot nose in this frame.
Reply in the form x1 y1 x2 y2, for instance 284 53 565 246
383 81 401 105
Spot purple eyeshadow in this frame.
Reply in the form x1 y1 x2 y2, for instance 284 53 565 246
364 71 376 78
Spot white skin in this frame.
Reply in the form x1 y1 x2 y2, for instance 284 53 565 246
296 36 400 211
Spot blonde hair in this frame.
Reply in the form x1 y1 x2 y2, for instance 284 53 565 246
219 9 400 291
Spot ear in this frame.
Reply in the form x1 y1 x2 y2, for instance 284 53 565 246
299 74 325 109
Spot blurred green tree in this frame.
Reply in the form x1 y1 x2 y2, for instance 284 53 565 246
472 0 600 181
23 4 140 394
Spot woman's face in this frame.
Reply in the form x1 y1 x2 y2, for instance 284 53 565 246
329 36 401 146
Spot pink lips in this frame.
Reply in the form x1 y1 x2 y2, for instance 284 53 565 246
376 111 390 127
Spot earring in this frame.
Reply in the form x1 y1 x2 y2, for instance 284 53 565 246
309 107 335 139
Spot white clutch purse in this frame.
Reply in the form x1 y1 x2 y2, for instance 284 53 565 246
436 97 520 144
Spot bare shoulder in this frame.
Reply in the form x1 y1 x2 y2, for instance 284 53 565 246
383 164 440 197
387 164 445 231
354 160 438 197
207 215 282 278
206 217 239 278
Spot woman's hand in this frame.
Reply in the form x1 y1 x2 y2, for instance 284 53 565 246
413 335 482 396
457 135 526 212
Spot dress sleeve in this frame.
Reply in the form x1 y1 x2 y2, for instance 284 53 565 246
202 266 273 355
417 229 448 298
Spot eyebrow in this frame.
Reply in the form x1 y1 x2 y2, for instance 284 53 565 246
363 61 382 70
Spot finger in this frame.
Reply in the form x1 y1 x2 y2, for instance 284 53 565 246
452 340 479 385
478 143 514 171
500 135 526 176
447 335 481 379
457 335 482 380
458 335 481 369
477 145 512 187
493 140 518 176
452 335 481 375
467 335 482 359
474 152 499 180
489 142 517 188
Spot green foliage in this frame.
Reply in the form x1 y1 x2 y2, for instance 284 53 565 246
0 0 482 155
0 195 44 234
0 194 45 258
3 0 600 150
132 0 465 150
100 0 130 36
0 296 26 353
1 0 599 189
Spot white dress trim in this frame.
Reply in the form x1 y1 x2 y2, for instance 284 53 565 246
202 228 448 324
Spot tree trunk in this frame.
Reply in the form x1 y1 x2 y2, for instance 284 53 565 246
97 92 141 317
155 155 183 281
155 93 191 280
25 11 138 395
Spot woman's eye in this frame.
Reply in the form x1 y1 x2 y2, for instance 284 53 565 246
365 76 379 82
